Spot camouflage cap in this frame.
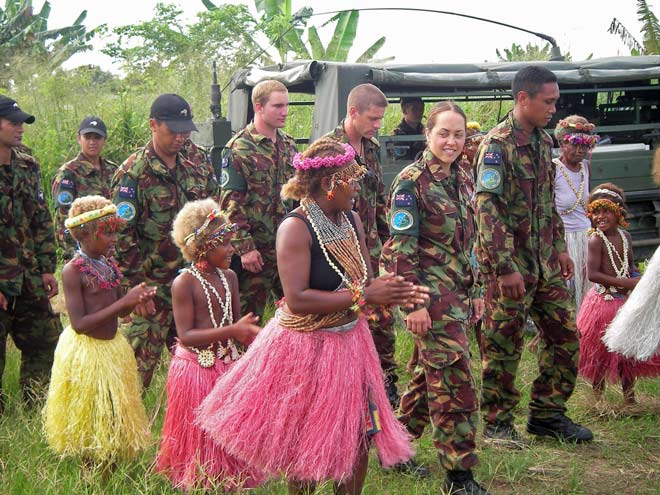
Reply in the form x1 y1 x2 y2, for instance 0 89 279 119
150 93 198 133
0 95 35 124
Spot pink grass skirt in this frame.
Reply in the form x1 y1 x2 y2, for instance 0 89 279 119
156 345 265 491
197 316 414 483
577 288 660 384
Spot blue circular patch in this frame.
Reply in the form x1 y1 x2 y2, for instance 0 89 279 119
57 190 74 206
220 169 229 188
116 201 136 221
391 210 414 231
480 168 501 190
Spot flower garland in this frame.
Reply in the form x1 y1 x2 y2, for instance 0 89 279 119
587 199 629 228
592 228 630 279
563 133 599 148
553 158 587 216
182 265 241 366
293 143 356 170
558 119 596 132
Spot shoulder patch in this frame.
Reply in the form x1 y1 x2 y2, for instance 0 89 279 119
220 169 230 188
59 178 75 190
483 151 502 165
394 192 414 207
391 210 414 231
479 168 502 190
57 190 74 206
118 185 137 199
116 201 136 221
475 144 504 195
220 149 247 192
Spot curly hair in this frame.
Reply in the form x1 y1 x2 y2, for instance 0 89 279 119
589 182 627 209
554 114 594 142
281 138 347 201
67 195 112 242
171 198 228 262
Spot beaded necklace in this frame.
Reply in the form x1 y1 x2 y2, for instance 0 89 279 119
73 250 123 290
594 228 629 279
277 198 368 332
553 158 587 216
181 265 241 367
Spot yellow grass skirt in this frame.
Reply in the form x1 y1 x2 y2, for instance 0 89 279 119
43 326 150 462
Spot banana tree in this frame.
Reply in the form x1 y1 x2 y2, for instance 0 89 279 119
608 0 660 55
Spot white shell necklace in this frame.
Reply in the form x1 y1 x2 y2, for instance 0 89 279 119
553 158 587 216
182 265 241 366
594 228 629 279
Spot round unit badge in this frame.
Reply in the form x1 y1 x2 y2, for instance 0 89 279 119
480 168 501 190
391 210 414 231
57 190 74 206
220 169 229 188
116 201 137 221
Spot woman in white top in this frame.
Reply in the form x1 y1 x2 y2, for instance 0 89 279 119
553 115 599 310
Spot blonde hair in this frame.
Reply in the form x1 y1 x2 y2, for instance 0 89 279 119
281 138 347 201
347 84 388 113
554 114 594 141
171 198 228 262
251 80 287 108
67 195 112 242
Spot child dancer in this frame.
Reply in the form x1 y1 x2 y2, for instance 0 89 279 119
577 184 660 404
156 199 263 491
43 195 154 465
604 150 660 360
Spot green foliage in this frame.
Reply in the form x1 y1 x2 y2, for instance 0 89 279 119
637 0 660 54
0 0 98 84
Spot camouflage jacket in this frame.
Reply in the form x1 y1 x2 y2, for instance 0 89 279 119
474 112 567 279
324 121 389 269
0 148 56 297
391 118 426 161
181 138 210 167
111 141 220 287
52 153 118 261
381 150 479 321
219 123 297 257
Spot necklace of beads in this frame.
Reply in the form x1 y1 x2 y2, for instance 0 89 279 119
182 265 241 366
73 250 123 290
594 228 629 279
554 158 587 216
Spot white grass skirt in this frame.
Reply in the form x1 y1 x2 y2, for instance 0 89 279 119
565 229 591 310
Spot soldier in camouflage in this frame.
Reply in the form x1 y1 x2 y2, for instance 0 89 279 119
52 116 117 261
220 80 297 319
390 97 425 162
112 94 220 389
382 102 489 495
323 84 400 407
0 96 62 410
475 66 592 443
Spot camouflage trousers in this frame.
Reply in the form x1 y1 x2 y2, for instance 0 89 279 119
232 253 282 320
369 254 397 378
480 273 578 425
399 319 478 471
123 291 176 389
0 287 62 406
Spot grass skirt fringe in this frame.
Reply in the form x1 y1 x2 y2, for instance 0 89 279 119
42 326 149 462
577 289 660 384
197 317 413 483
565 229 591 310
156 345 265 491
604 246 660 360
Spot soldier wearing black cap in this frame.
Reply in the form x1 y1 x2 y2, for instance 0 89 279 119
390 97 426 161
111 93 220 389
0 95 63 410
52 116 118 261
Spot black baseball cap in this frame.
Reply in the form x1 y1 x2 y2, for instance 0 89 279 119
149 94 198 133
0 95 35 124
78 116 107 137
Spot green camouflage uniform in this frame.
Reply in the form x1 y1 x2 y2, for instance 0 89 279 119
475 112 577 426
219 123 297 318
52 153 118 261
112 141 220 388
391 119 426 161
181 138 210 167
381 150 480 471
324 122 397 377
0 148 62 405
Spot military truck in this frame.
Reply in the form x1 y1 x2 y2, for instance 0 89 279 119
197 57 660 259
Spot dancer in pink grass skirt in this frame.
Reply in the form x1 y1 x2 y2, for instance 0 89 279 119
578 184 660 404
198 138 429 494
156 199 263 491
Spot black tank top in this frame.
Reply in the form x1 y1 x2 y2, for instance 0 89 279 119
284 211 358 291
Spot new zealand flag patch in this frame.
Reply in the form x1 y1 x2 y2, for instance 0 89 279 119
483 151 502 165
60 178 75 189
118 186 137 199
394 192 414 207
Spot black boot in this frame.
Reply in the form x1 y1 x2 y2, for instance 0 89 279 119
391 458 431 478
526 414 593 443
384 373 400 411
443 470 491 495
